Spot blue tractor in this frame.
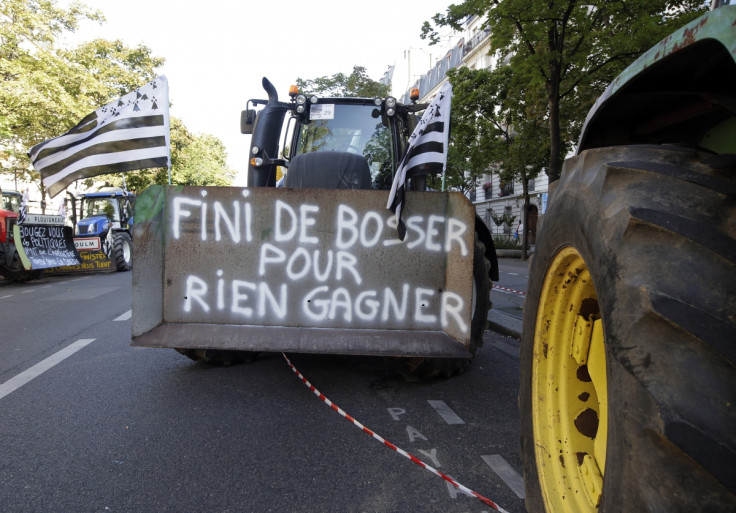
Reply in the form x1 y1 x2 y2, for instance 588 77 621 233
75 187 134 271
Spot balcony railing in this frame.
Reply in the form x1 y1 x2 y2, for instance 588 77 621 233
464 28 490 55
499 183 514 197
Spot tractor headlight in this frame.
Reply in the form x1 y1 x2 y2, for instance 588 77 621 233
385 97 397 117
296 94 307 105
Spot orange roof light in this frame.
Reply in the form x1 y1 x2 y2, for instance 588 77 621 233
410 88 420 101
289 85 299 98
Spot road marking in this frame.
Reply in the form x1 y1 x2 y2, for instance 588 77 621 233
428 400 465 425
114 310 132 321
0 338 96 401
481 454 525 499
0 295 12 300
21 289 34 294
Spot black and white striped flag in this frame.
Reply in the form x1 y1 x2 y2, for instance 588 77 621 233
17 189 29 225
387 81 452 241
29 76 170 198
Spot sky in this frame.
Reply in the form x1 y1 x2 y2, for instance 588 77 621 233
62 0 455 185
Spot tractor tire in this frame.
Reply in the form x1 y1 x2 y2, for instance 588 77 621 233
112 231 132 272
401 232 492 379
175 348 259 366
0 252 42 282
520 145 736 513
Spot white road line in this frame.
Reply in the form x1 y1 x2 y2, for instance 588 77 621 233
0 295 12 300
481 454 526 499
427 399 465 425
0 338 96 401
114 310 132 321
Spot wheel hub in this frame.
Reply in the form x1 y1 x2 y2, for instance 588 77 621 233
532 246 608 512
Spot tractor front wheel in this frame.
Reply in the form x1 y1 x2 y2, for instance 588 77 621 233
112 231 132 272
520 145 736 512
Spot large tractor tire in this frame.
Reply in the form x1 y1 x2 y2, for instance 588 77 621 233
520 145 736 513
400 231 492 379
112 231 132 272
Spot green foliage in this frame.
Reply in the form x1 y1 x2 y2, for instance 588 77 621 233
493 234 521 250
173 133 235 187
1 0 234 194
296 66 390 98
431 65 546 194
423 0 707 181
490 209 516 229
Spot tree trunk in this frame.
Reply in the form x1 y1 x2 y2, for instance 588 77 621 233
547 59 562 183
521 170 530 260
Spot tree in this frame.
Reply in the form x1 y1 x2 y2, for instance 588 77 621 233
422 0 707 181
1 1 163 183
173 133 236 187
1 0 234 197
445 65 547 258
295 66 390 97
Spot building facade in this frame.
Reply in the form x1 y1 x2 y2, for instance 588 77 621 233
387 15 549 245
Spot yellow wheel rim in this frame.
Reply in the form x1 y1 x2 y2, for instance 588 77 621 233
532 246 608 512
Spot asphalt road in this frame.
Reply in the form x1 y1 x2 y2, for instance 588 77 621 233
491 258 528 320
0 261 527 513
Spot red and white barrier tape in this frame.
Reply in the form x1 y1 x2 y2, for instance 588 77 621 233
282 353 510 513
492 284 527 296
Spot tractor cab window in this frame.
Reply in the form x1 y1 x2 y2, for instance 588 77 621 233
294 103 395 189
85 198 120 221
1 193 21 214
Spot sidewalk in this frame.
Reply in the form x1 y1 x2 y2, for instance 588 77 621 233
487 308 523 339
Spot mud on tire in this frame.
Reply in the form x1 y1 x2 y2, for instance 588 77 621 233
520 146 736 512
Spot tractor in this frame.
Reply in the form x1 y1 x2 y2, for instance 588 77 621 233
74 187 134 272
520 5 736 512
131 79 498 378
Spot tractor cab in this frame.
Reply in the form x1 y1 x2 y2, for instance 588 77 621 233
1 190 22 215
75 188 134 237
242 78 424 191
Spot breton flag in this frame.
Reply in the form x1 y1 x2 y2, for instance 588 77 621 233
387 81 452 241
17 189 29 225
29 76 170 198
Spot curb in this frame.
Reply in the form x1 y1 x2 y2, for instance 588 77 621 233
487 309 522 339
495 248 534 258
